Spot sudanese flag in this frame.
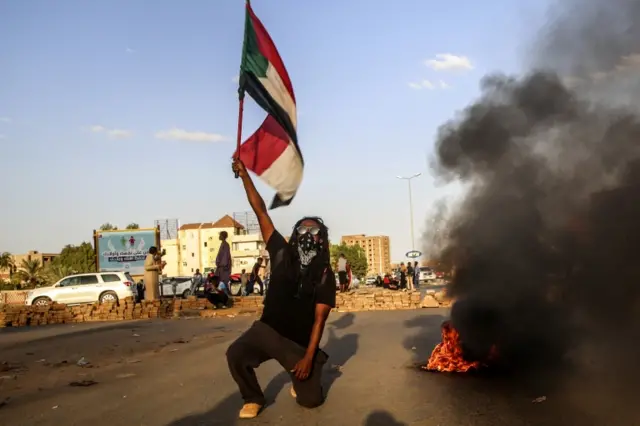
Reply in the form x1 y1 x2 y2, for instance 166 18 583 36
235 1 303 209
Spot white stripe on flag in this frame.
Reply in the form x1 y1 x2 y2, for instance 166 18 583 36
259 64 297 129
259 142 303 202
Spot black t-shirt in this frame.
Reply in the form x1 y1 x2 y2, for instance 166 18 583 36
260 230 336 348
407 265 414 275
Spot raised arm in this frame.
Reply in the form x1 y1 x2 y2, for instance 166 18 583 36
232 159 275 243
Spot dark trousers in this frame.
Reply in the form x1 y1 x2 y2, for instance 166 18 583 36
245 280 264 296
226 321 328 408
206 291 229 306
136 284 144 302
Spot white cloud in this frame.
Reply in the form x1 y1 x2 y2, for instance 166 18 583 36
88 125 132 139
107 129 132 139
421 79 435 89
232 75 240 83
155 127 227 143
126 47 135 54
0 117 11 123
425 54 473 71
408 79 450 90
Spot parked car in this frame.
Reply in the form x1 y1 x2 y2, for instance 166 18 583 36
365 276 377 285
25 272 136 306
419 267 437 283
217 273 264 296
159 276 193 298
334 273 360 289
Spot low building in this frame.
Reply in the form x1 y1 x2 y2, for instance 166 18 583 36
0 250 60 279
160 239 181 278
231 233 268 275
172 215 268 277
0 250 59 280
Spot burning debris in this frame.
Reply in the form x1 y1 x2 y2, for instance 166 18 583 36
422 320 497 373
420 0 640 400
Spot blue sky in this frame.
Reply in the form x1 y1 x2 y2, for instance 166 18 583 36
0 0 550 261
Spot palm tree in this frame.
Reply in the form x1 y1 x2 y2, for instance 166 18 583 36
0 252 15 278
16 259 46 288
100 223 118 231
126 223 140 230
46 264 75 283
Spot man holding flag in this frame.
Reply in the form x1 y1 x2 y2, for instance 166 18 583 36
227 159 335 418
224 2 336 419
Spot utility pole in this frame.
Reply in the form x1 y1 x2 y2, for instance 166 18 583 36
396 173 422 251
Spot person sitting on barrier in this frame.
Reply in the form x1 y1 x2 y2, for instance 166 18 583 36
206 275 229 308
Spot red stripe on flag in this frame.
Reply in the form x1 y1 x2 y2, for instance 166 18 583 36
246 3 296 103
235 115 290 176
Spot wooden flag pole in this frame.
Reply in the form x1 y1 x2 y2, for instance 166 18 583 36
234 93 245 179
234 0 250 179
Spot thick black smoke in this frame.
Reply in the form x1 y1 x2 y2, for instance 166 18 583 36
428 0 640 390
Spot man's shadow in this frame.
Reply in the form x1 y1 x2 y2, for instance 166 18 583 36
322 314 359 395
363 410 407 426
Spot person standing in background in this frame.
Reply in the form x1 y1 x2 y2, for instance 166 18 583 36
193 269 203 287
336 253 349 293
406 262 414 291
144 246 165 300
250 257 265 295
240 268 249 295
216 231 232 295
399 262 407 291
190 268 203 296
136 280 145 302
413 261 420 288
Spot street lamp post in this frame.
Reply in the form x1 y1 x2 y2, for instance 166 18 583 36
396 173 422 251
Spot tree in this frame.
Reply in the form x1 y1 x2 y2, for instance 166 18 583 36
126 223 140 230
16 259 46 288
46 264 75 283
100 223 118 231
51 242 96 274
329 243 368 279
0 252 15 277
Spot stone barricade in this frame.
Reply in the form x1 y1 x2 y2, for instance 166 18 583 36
0 296 219 328
335 288 450 312
0 289 450 328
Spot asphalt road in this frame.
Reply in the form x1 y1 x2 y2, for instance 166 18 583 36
0 310 636 426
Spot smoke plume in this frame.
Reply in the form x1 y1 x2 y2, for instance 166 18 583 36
429 0 640 394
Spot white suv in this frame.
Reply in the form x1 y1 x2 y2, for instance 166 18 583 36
419 267 437 283
25 272 136 306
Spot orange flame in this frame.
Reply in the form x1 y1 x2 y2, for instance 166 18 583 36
422 320 496 373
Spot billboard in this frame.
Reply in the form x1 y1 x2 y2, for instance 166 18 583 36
95 229 159 275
